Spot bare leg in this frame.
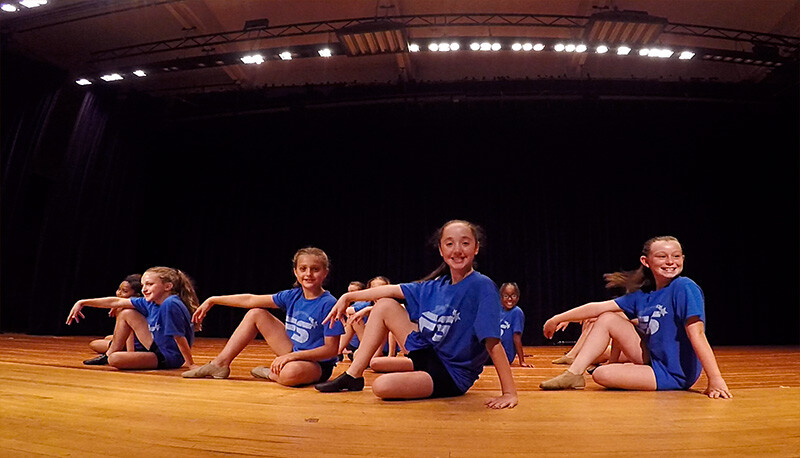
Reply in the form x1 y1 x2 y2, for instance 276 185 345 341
213 309 293 367
372 371 434 400
346 299 417 377
106 309 157 370
566 312 656 390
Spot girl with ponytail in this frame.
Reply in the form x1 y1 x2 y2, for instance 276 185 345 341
67 266 199 371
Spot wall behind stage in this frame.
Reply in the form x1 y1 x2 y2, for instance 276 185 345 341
2 57 799 346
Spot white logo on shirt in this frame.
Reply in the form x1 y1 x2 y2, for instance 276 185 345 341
500 320 510 336
418 309 461 342
638 305 668 335
285 316 317 344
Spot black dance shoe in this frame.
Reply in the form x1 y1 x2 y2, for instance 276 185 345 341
83 354 109 365
314 372 364 392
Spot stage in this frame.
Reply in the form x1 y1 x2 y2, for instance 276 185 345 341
1 334 798 457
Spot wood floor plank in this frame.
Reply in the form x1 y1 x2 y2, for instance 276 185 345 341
0 334 798 457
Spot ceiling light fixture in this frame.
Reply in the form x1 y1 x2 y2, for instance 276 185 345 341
336 20 407 56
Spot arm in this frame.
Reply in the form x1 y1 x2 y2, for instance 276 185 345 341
324 285 404 326
685 318 732 399
192 294 276 324
542 300 621 339
269 335 340 375
174 336 196 369
484 338 518 409
512 333 531 367
66 297 133 325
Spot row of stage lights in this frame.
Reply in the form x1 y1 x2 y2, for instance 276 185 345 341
76 39 787 86
0 0 47 12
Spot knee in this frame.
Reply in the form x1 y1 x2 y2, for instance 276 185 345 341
107 352 125 368
277 364 317 387
371 375 393 398
116 308 140 321
243 308 270 322
594 311 623 328
590 365 612 386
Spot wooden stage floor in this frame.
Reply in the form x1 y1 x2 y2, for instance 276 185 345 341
1 334 798 457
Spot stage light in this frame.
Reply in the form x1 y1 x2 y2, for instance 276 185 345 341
617 46 631 55
100 73 123 82
565 44 576 52
336 20 407 56
491 42 501 51
480 42 491 51
522 43 533 51
576 44 587 53
241 54 264 64
75 79 92 86
512 43 523 51
133 70 146 77
584 9 667 46
470 42 480 51
429 43 439 52
450 42 460 51
19 0 46 8
1 3 18 12
554 43 566 52
279 51 292 60
408 43 420 52
679 51 695 60
533 43 545 51
596 45 609 53
318 48 332 57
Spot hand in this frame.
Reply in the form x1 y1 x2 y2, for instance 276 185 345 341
323 295 351 328
192 299 213 324
517 361 533 368
542 317 566 339
66 301 85 325
705 376 732 399
485 393 518 409
269 353 297 375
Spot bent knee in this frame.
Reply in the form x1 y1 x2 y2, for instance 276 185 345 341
277 363 320 387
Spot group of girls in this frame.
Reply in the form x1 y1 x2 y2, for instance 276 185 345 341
66 220 732 410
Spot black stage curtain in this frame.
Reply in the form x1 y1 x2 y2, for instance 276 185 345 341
2 53 798 346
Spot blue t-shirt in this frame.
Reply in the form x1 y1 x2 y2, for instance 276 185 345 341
500 306 525 363
130 295 194 369
400 271 502 393
614 276 705 390
272 288 344 364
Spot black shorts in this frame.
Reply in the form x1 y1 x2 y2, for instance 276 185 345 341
316 360 336 383
136 340 168 369
407 346 465 399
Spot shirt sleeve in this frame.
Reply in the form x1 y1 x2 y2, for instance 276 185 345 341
162 298 191 338
674 278 706 323
129 297 149 317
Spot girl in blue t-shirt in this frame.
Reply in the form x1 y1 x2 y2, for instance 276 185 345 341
539 236 732 399
182 247 345 387
66 267 198 370
498 282 531 367
315 220 518 409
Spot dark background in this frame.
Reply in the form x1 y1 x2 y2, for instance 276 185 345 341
2 51 798 346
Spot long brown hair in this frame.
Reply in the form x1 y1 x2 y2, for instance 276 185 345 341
419 219 485 282
144 266 200 315
603 236 681 293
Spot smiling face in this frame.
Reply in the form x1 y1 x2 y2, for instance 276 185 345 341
438 221 479 279
115 281 135 298
293 253 328 294
641 239 684 289
500 284 519 310
140 272 173 304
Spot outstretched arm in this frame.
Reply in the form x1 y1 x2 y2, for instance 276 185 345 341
543 300 621 339
484 338 518 409
685 318 732 399
192 294 276 324
66 297 133 325
324 285 404 327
